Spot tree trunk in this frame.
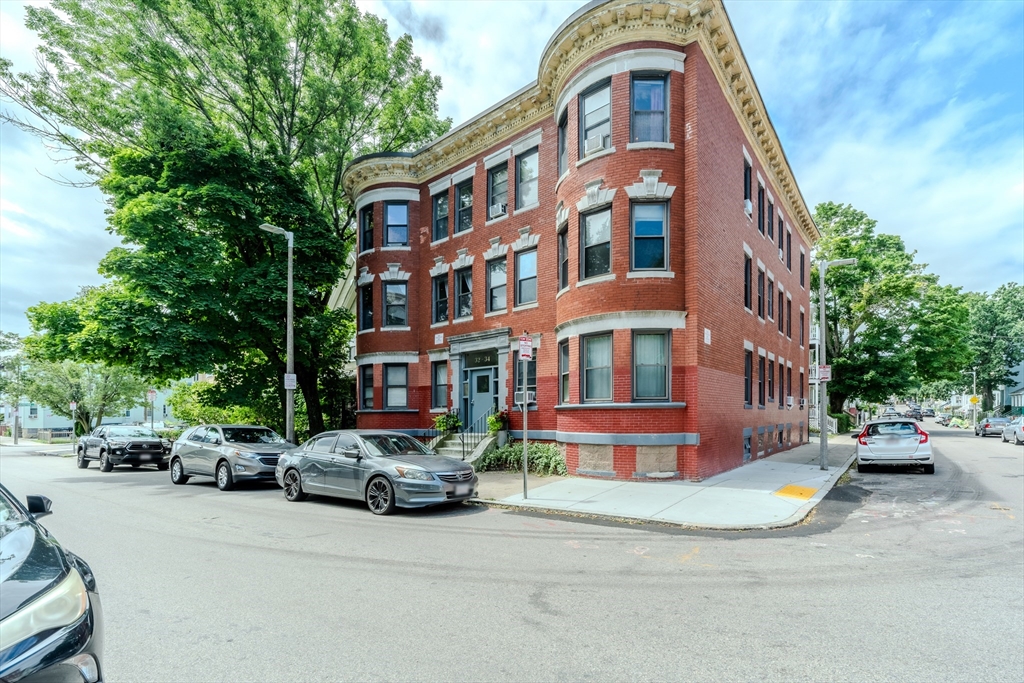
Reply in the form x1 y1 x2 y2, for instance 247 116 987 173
297 366 324 437
829 393 847 415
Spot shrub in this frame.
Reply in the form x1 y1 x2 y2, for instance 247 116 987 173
156 428 183 441
487 409 509 433
474 440 567 476
829 412 854 434
432 410 461 433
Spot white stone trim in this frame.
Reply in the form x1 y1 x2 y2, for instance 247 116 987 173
767 188 775 204
426 348 449 361
626 271 675 279
355 351 419 366
800 245 806 254
358 328 375 335
428 175 452 196
430 237 448 247
555 310 686 341
452 248 474 271
758 347 766 357
484 309 507 318
626 141 675 151
556 202 569 229
451 162 477 185
787 360 793 369
484 213 509 227
380 246 411 252
429 257 449 277
778 282 785 293
482 237 509 261
743 340 754 351
483 146 511 170
624 169 676 200
511 128 543 156
554 48 686 120
380 263 411 282
786 291 793 301
511 226 539 252
576 273 616 288
355 187 418 213
768 352 775 361
577 179 616 212
799 305 805 313
742 145 752 164
799 366 805 374
756 259 765 270
356 268 374 287
756 171 765 186
767 269 775 281
430 321 449 329
512 301 540 313
743 242 753 257
575 146 616 168
380 326 411 332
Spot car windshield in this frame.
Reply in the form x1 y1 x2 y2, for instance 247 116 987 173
360 434 433 457
221 428 286 444
107 427 160 438
0 490 27 528
987 418 1009 424
866 422 918 437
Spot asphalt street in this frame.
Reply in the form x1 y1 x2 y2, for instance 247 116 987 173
1 423 1021 682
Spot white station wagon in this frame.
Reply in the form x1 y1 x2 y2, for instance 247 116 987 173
854 419 934 474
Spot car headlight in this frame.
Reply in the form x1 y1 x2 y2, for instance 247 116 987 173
161 439 172 448
232 450 261 458
0 569 89 649
107 439 128 447
395 466 433 481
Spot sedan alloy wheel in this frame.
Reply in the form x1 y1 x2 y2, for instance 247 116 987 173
366 476 396 516
170 458 189 485
283 469 308 502
216 461 234 491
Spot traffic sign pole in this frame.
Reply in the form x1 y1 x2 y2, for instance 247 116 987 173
518 333 533 500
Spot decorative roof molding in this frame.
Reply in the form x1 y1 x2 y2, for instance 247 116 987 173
380 263 411 282
511 226 540 252
452 248 475 271
624 169 676 199
429 256 449 277
483 236 509 260
342 0 818 246
577 179 616 212
356 267 374 287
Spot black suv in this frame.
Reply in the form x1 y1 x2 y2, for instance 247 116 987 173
77 425 171 472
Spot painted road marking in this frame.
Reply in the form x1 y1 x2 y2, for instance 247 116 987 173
774 484 818 500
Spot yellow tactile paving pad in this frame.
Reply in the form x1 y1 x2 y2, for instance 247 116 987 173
774 484 818 500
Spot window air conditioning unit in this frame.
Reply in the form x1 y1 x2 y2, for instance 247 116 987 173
744 199 753 215
787 397 794 407
779 248 785 261
584 135 604 156
488 203 507 219
514 391 536 406
800 398 807 406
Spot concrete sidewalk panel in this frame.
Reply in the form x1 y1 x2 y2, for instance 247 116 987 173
652 487 803 526
566 482 704 517
501 478 624 505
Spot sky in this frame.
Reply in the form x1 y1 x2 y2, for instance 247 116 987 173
1 0 1022 337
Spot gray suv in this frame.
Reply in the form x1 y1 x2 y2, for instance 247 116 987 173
169 425 296 491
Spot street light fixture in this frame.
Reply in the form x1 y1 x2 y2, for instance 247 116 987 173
818 257 858 471
260 222 296 444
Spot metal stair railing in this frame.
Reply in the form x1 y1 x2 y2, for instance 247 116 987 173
459 406 495 461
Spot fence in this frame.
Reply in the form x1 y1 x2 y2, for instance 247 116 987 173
808 413 838 434
456 406 495 461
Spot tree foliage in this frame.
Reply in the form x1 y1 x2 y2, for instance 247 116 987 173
967 283 1024 409
21 359 148 434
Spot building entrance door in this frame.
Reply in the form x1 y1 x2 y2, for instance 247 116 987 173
468 368 494 432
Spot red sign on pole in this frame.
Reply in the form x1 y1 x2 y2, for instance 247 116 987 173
518 335 533 360
818 365 832 382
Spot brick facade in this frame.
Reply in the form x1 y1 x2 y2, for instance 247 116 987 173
342 0 818 480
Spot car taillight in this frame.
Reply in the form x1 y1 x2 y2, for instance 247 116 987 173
983 423 991 429
857 430 869 446
915 425 929 444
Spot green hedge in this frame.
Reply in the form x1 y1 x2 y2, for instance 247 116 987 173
155 427 184 441
474 440 567 476
829 412 854 434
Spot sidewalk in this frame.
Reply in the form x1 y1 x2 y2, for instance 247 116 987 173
473 440 857 530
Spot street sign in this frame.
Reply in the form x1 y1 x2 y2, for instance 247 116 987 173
969 395 980 405
518 335 533 360
818 365 832 382
147 389 157 401
284 373 297 390
70 401 77 411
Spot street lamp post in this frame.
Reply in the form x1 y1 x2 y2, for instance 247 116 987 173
818 257 858 471
260 223 295 444
962 368 977 428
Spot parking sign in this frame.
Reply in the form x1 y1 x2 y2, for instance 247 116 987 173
518 335 533 360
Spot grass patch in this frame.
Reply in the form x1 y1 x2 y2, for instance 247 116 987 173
474 440 567 476
835 462 856 487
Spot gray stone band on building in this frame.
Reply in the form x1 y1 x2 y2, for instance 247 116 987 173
510 430 700 446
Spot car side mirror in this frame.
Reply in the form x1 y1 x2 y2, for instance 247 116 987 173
342 447 361 459
209 438 221 445
850 433 859 439
26 495 52 518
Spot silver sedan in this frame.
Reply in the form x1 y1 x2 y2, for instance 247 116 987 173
1002 417 1024 445
275 430 478 515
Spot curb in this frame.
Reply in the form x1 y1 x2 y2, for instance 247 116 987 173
467 448 859 531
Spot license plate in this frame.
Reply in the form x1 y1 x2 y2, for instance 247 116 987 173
455 484 470 496
140 454 150 460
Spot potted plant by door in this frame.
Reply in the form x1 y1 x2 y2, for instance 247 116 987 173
488 409 510 447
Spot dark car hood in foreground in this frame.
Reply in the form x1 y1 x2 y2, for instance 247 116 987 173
0 522 69 622
384 454 473 473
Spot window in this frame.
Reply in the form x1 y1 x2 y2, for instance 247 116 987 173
758 355 765 407
432 192 448 242
558 111 569 176
757 270 765 319
358 285 373 331
581 208 611 279
310 434 337 452
787 231 792 270
384 364 407 409
514 352 537 401
744 255 752 309
558 226 569 290
456 180 473 233
767 200 774 241
29 404 38 418
516 148 539 209
744 349 753 406
768 359 775 401
743 159 752 204
455 268 472 318
800 252 805 287
583 334 612 402
516 250 537 305
432 275 448 324
487 165 508 218
431 361 447 409
799 370 805 407
634 332 668 400
359 206 373 252
778 218 784 251
559 340 570 404
384 202 408 246
487 259 506 312
631 74 666 143
757 184 765 235
632 203 666 270
383 283 407 327
786 299 792 338
779 362 785 407
360 365 373 409
800 311 805 346
778 291 785 333
767 280 774 319
580 82 611 154
787 366 793 403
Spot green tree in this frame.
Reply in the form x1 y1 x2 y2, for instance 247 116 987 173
909 283 974 384
0 333 30 425
23 359 148 434
967 283 1024 409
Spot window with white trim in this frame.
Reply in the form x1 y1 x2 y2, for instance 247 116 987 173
432 275 448 324
580 82 611 155
559 340 570 404
581 207 611 280
456 180 473 233
516 250 537 305
583 334 612 402
558 111 569 176
516 148 539 209
455 268 472 319
432 192 448 242
632 202 666 270
431 361 447 409
383 364 408 409
558 225 569 290
487 165 508 219
360 365 373 409
384 202 408 246
631 73 666 143
359 205 373 252
358 285 372 331
487 259 506 312
633 331 668 401
383 283 407 327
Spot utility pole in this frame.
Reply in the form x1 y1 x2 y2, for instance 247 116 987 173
260 223 296 444
818 257 858 471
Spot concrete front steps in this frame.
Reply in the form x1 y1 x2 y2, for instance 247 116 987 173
432 433 496 464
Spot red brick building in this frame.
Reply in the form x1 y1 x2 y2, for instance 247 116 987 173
341 0 818 480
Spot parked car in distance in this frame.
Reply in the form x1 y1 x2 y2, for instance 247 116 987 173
853 419 934 474
975 417 1010 437
77 425 170 472
169 425 296 491
935 413 951 425
1000 417 1023 445
880 407 900 418
276 430 478 515
0 482 103 683
922 408 935 417
905 408 923 421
